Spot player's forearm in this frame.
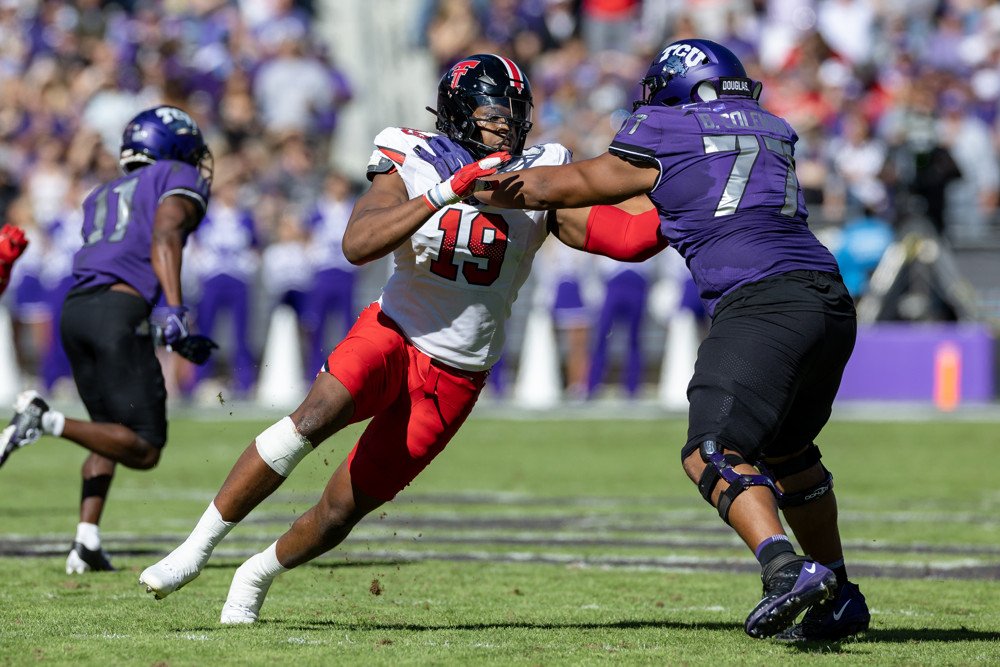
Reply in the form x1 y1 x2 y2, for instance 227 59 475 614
481 165 596 210
151 232 185 306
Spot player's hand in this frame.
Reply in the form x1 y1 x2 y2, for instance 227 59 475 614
151 305 190 346
422 151 511 211
171 334 218 365
414 136 474 180
0 224 28 264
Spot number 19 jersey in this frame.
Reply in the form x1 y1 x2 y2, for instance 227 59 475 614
367 128 571 372
609 99 839 316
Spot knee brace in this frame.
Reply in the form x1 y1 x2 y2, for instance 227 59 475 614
759 444 834 509
696 440 778 524
254 416 312 477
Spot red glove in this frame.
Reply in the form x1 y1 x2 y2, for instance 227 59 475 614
0 224 28 264
422 151 511 211
0 224 29 295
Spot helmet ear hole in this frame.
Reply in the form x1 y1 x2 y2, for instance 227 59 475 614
695 81 718 102
752 81 763 100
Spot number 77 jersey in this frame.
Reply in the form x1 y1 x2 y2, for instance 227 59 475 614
610 99 839 317
370 127 571 372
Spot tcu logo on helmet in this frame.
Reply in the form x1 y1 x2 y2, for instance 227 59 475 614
658 43 708 72
154 106 198 133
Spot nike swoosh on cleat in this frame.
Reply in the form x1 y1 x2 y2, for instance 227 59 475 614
804 563 816 574
832 600 851 620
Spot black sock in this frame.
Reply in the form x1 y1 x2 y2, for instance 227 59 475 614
755 535 795 567
825 558 848 588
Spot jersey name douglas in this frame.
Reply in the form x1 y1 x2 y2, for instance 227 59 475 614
368 127 571 371
610 99 839 316
71 160 211 304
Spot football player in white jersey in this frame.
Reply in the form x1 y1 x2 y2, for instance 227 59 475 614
137 53 636 623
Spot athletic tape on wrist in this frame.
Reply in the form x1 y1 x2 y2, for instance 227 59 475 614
423 181 459 211
254 416 312 477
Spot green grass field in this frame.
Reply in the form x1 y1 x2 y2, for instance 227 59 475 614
1 409 999 665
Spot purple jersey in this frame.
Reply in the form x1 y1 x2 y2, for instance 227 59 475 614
609 98 839 316
71 160 211 305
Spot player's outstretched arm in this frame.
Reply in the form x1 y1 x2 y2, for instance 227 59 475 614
479 152 657 210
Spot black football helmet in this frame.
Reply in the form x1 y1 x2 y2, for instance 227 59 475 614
635 39 761 110
119 105 214 184
432 54 534 158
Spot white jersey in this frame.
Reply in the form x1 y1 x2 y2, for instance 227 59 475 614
367 127 571 371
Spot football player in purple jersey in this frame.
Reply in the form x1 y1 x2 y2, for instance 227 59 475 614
479 39 869 642
0 105 218 574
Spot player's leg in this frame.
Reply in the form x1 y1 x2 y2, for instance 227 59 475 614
220 346 488 623
219 455 384 624
767 445 870 642
141 303 400 599
764 309 868 641
682 306 837 639
65 286 169 571
140 372 356 599
66 453 117 573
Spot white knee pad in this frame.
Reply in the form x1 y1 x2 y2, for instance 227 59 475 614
254 417 312 477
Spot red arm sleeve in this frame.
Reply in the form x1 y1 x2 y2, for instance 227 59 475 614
582 205 667 262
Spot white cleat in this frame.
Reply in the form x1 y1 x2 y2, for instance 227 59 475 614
139 549 203 599
219 562 274 624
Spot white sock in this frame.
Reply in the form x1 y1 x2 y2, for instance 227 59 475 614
42 410 65 437
182 502 235 559
245 541 288 581
75 522 101 551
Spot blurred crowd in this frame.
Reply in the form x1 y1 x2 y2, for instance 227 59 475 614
2 0 999 401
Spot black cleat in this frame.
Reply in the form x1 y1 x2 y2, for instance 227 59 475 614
0 391 48 468
774 581 870 642
745 553 837 639
66 542 116 573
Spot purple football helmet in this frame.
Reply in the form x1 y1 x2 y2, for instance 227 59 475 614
119 105 214 184
635 39 761 109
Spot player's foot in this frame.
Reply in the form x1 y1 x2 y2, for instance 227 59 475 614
774 580 870 642
139 547 205 599
219 560 275 624
744 553 836 639
0 390 49 468
66 542 116 573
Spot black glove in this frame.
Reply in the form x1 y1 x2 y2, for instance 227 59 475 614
414 135 474 180
171 334 218 365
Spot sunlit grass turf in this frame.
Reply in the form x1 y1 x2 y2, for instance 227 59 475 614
2 413 1000 665
2 558 998 666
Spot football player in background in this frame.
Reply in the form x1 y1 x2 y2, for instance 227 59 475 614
478 39 869 642
138 53 595 623
0 223 29 297
0 105 218 573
